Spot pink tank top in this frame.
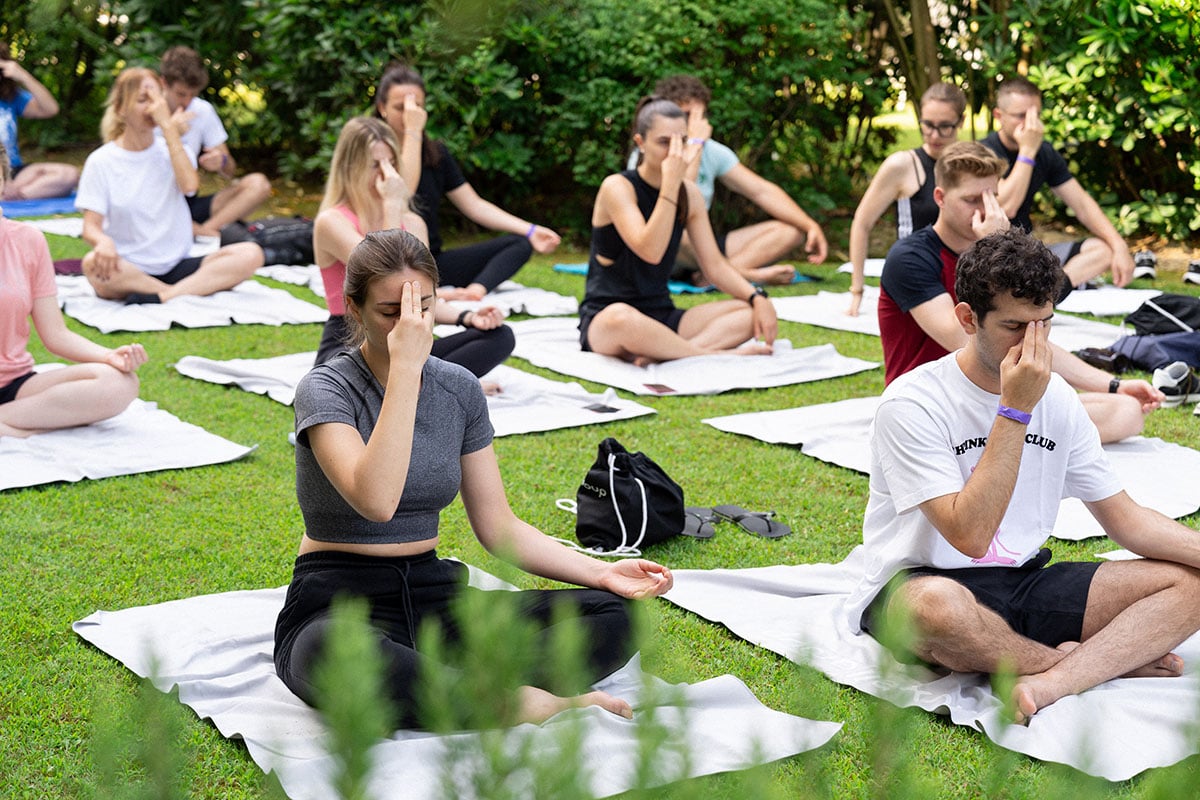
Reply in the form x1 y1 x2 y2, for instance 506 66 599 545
318 205 361 316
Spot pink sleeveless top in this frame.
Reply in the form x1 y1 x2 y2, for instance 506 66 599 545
318 205 361 316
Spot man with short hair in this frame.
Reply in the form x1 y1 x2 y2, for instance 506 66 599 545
850 227 1200 724
630 74 827 285
878 140 1159 443
158 46 271 239
983 76 1133 289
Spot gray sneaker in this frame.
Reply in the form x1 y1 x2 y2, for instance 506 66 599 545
1153 360 1200 407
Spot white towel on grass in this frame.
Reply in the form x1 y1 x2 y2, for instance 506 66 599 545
23 215 85 238
0 398 253 491
703 397 1200 541
837 258 885 278
1057 286 1163 317
73 570 841 800
257 264 325 296
441 280 579 317
55 275 328 333
771 291 1124 352
175 355 656 436
507 317 878 396
663 549 1200 782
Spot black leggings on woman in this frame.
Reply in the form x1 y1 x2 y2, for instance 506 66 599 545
315 314 515 377
273 550 634 729
436 234 533 293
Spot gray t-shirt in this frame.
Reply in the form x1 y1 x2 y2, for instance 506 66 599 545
293 351 494 544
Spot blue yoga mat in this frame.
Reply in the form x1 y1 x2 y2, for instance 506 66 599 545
553 262 815 294
2 194 78 218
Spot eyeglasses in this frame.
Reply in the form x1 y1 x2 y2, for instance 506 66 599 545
919 119 961 137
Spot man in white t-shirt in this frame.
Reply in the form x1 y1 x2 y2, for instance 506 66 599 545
629 74 827 286
848 227 1200 723
159 46 271 239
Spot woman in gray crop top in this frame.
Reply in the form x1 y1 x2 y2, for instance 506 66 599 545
846 83 967 316
275 228 673 730
578 97 778 365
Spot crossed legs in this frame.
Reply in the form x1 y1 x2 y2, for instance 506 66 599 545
887 559 1200 722
584 300 770 365
83 242 264 302
2 162 80 201
677 220 805 285
0 364 138 438
194 174 273 238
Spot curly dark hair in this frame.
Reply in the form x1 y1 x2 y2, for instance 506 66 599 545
955 228 1064 320
652 74 711 107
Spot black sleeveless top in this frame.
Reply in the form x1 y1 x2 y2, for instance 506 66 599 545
580 169 684 318
895 148 938 239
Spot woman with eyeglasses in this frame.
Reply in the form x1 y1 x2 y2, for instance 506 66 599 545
845 83 966 316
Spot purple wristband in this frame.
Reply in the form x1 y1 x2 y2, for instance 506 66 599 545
525 223 537 239
997 404 1032 425
1016 154 1036 167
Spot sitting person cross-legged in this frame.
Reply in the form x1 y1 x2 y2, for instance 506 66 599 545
849 227 1200 724
878 140 1161 443
273 228 673 729
580 97 777 366
0 144 146 439
76 68 264 305
312 117 514 390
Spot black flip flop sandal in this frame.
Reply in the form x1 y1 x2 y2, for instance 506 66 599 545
712 505 791 539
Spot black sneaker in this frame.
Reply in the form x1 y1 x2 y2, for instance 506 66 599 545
1152 360 1200 407
1185 260 1200 286
1132 250 1157 280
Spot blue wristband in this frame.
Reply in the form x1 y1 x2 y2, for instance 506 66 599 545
997 404 1032 425
1016 154 1036 167
525 223 537 239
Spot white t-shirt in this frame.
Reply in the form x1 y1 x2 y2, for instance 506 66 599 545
75 141 195 276
844 351 1123 631
154 96 228 160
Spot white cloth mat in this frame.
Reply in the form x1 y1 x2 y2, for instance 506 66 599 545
0 397 253 491
73 572 841 800
257 264 325 296
664 549 1200 781
1057 286 1162 317
175 355 656 436
837 258 885 278
704 397 1200 541
23 215 85 237
442 280 579 317
772 291 1123 351
507 317 879 396
55 275 328 333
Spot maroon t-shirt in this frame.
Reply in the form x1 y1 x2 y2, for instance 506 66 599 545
878 226 959 384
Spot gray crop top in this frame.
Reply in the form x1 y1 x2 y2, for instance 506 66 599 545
293 350 494 544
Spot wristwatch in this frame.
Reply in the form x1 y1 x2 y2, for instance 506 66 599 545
747 286 769 305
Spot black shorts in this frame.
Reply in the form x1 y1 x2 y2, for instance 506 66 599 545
578 305 685 351
863 548 1100 648
186 193 215 224
0 372 36 405
10 163 26 178
157 255 205 285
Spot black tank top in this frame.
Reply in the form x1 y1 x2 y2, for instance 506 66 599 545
580 169 683 318
895 148 938 239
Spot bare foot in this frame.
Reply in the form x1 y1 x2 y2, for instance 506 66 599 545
0 421 36 439
730 341 773 356
515 686 632 725
436 286 470 301
747 264 797 285
479 380 502 396
632 354 660 368
1012 681 1041 725
1122 652 1185 679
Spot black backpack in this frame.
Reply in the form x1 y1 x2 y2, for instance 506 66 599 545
1124 293 1200 335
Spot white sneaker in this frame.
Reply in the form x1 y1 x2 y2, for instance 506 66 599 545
1152 360 1200 407
1132 250 1157 280
1184 260 1200 286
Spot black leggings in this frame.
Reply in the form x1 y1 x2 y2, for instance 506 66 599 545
436 234 533 293
273 550 634 729
315 315 514 377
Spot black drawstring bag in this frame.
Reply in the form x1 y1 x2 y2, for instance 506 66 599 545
567 438 684 556
1124 293 1200 335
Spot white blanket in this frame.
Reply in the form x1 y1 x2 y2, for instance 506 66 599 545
73 572 841 800
704 397 1200 541
664 550 1200 781
507 317 879 396
771 291 1124 352
55 275 328 333
24 215 85 238
174 355 656 436
0 398 253 491
837 258 885 278
1057 286 1162 317
257 264 325 296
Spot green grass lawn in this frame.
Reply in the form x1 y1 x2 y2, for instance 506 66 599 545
4 224 1200 798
